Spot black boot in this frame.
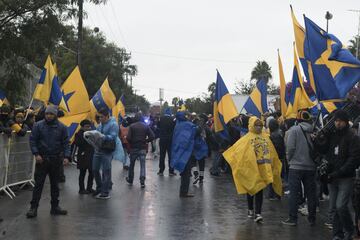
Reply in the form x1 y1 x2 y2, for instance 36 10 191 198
50 206 68 216
26 208 37 218
140 177 145 188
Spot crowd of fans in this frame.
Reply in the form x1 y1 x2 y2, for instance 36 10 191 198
1 103 360 239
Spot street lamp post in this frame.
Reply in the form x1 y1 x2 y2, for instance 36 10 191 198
325 11 333 32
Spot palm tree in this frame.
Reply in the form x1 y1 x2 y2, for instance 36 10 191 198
348 36 360 60
251 61 272 83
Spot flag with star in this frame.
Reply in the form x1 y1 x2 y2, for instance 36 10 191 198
59 112 90 143
304 15 360 101
33 55 68 111
61 66 90 116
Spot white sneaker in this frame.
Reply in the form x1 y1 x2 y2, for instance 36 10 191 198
254 214 263 223
247 210 254 218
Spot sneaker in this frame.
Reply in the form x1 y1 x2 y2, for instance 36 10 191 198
96 194 111 200
193 176 200 185
282 218 297 226
92 190 101 196
179 193 194 198
78 189 89 195
324 222 333 230
254 214 263 223
26 208 37 218
86 188 96 194
169 172 177 176
141 182 145 188
126 177 133 185
50 207 68 215
157 172 164 176
247 210 254 218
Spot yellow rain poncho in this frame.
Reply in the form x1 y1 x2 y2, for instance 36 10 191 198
223 117 282 196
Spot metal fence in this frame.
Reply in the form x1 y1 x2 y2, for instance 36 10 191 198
0 132 34 199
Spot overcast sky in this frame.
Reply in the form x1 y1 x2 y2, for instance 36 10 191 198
84 0 360 104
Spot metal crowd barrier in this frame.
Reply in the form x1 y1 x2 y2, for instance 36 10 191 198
0 132 35 199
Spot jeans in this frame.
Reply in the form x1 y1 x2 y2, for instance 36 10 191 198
123 151 130 167
329 178 354 239
92 152 112 195
247 190 263 214
159 138 174 173
128 149 147 182
30 156 62 209
210 150 222 174
288 169 317 223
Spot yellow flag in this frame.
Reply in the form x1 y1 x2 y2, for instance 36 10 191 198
112 95 125 122
90 78 116 120
61 66 90 116
59 112 89 143
278 50 287 117
33 55 68 112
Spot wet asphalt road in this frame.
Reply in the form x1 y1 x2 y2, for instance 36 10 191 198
0 154 332 240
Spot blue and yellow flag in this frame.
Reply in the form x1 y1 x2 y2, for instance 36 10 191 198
61 66 90 116
285 44 315 118
0 89 9 107
59 112 89 143
291 6 311 83
213 71 238 136
309 95 343 115
243 79 268 118
278 50 287 117
112 94 125 122
304 16 360 101
90 78 116 120
33 56 68 111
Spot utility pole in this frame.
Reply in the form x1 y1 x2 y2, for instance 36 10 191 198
348 9 360 59
77 0 84 70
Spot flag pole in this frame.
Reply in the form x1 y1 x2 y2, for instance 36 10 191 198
24 97 34 120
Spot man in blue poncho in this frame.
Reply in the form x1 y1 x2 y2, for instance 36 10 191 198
171 111 208 198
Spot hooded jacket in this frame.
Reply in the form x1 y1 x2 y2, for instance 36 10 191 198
170 112 197 172
286 122 316 171
223 117 282 196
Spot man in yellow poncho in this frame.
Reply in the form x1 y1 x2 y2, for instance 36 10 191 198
223 116 282 223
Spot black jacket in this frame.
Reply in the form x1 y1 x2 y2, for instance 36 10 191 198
74 129 94 170
270 130 285 160
30 119 71 158
316 127 360 179
158 115 175 140
127 121 155 150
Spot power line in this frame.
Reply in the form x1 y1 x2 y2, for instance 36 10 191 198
95 6 118 42
132 51 259 64
108 1 130 50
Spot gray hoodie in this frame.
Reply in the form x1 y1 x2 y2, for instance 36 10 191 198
286 122 316 171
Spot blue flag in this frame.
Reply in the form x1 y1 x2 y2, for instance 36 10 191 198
304 16 360 101
243 79 268 118
213 71 239 138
